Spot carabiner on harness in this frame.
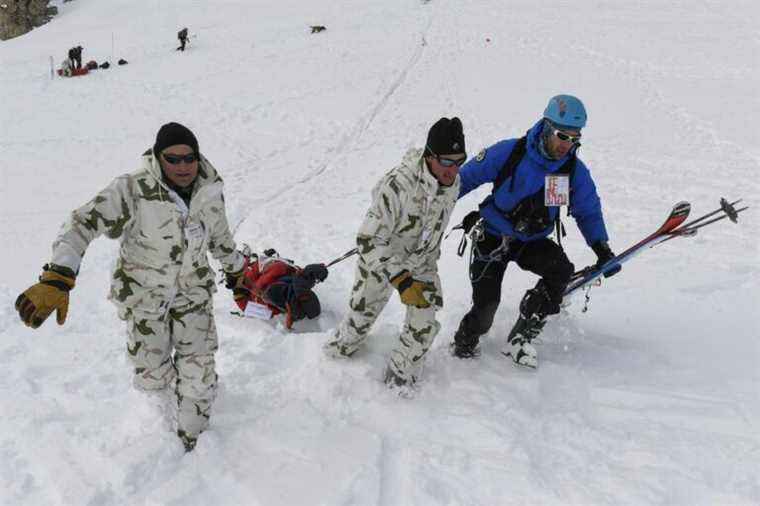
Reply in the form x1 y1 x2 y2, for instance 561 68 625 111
580 277 603 313
456 217 484 257
469 228 511 283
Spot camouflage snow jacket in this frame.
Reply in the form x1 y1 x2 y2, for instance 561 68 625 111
50 150 244 318
356 148 460 285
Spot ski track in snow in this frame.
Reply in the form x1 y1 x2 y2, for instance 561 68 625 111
230 13 434 235
1 0 758 505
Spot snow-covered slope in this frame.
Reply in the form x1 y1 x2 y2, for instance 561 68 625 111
1 1 758 504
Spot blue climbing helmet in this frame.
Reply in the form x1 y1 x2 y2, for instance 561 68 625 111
543 95 587 130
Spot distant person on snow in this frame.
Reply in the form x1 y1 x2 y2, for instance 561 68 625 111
228 248 328 329
450 95 619 369
14 122 247 453
68 45 83 69
324 117 466 394
177 27 189 51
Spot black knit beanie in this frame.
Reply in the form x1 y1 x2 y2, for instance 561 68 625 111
153 122 199 156
425 117 465 156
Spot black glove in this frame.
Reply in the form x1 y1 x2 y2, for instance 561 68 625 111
302 263 328 283
591 241 621 278
461 210 481 234
225 268 249 303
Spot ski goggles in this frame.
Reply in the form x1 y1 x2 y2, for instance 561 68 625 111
550 126 581 144
162 152 198 165
426 146 467 167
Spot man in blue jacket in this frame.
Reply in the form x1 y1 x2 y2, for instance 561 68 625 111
451 95 618 368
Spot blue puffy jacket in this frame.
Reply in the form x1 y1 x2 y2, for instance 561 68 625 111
459 120 609 246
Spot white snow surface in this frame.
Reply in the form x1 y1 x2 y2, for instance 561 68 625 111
1 1 759 504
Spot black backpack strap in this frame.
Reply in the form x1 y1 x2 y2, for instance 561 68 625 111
556 152 577 215
553 152 577 247
493 136 527 193
556 153 576 177
555 218 566 248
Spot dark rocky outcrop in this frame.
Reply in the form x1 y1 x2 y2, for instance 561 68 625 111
0 1 58 41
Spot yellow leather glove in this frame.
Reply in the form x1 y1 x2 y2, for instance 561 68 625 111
390 271 431 309
15 267 76 328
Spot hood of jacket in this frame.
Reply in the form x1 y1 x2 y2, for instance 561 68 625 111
142 148 223 200
525 119 579 174
399 147 460 197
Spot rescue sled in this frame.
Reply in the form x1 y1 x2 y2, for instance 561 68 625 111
57 67 90 77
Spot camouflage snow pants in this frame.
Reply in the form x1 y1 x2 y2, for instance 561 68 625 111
335 261 442 383
123 302 218 437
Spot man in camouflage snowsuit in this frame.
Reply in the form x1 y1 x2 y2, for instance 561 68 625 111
14 122 245 451
324 118 466 391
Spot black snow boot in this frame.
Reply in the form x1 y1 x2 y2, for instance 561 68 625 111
450 317 483 359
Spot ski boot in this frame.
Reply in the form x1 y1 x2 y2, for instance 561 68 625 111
449 310 493 359
502 283 555 369
449 325 481 359
449 341 481 359
502 314 545 369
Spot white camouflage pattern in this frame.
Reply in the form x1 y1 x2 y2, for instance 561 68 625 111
330 148 459 383
50 149 244 435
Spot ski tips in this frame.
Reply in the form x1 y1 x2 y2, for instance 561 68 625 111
673 201 691 216
665 197 748 243
565 197 748 300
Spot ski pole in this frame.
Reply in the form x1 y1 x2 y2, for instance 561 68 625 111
675 198 742 231
660 199 748 244
660 207 749 243
326 247 358 268
677 207 748 233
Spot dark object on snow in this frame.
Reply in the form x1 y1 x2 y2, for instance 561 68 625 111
301 263 328 283
177 27 188 51
118 58 128 65
99 61 110 69
86 60 98 70
310 25 326 34
68 45 83 69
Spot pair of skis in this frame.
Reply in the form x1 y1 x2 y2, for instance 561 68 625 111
564 198 748 299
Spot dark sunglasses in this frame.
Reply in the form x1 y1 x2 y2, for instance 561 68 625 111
162 153 198 165
427 146 467 167
551 127 581 144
